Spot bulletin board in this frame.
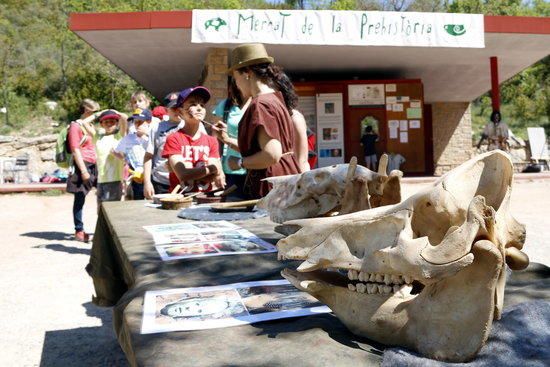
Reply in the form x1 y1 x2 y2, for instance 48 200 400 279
384 82 425 173
316 93 345 166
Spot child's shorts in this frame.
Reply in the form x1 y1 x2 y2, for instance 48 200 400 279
97 181 123 203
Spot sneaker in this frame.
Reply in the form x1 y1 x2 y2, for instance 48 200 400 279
75 230 90 243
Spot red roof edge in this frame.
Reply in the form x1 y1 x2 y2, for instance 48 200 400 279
69 10 193 31
484 15 550 34
69 11 550 35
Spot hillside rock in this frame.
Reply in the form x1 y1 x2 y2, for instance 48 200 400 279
0 134 62 183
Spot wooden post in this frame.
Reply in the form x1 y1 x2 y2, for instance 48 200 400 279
490 56 500 112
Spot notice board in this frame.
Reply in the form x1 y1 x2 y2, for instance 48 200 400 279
316 93 345 166
384 82 425 173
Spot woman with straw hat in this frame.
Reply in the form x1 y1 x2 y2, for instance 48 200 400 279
213 43 301 199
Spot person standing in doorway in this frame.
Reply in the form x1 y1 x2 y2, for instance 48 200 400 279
360 125 378 170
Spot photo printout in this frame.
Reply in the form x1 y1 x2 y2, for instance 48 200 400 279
141 280 331 334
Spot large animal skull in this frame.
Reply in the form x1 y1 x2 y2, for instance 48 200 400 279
258 155 402 223
278 151 528 362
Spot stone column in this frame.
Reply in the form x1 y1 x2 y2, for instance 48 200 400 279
200 47 229 120
431 102 474 176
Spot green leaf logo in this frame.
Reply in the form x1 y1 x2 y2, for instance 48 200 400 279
444 24 466 36
205 17 227 31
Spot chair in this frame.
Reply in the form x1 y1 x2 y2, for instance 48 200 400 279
2 154 29 183
0 158 16 184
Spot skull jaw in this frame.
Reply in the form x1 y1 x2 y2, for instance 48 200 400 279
282 239 504 362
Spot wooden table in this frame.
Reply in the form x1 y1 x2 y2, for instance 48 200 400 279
88 201 550 367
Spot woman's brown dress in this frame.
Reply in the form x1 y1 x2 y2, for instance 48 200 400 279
238 92 301 199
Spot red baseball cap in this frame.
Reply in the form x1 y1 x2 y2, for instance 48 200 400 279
99 110 120 122
152 106 167 119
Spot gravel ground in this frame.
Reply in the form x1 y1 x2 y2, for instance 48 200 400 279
0 179 548 366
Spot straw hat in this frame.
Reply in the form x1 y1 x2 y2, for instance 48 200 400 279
227 43 274 74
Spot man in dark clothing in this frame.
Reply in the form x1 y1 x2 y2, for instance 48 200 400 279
360 125 378 170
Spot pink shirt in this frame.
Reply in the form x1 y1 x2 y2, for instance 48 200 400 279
68 122 96 164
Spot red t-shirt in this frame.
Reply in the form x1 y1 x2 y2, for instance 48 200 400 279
162 130 220 191
67 122 96 164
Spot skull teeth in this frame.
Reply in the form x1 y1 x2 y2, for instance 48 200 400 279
346 272 415 285
347 282 411 295
345 272 417 295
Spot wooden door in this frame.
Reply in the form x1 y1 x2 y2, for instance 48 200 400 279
346 108 387 166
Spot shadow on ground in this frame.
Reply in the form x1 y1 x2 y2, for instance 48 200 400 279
33 243 91 256
40 302 128 367
22 231 74 241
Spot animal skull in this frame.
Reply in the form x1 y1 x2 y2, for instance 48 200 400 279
258 155 402 223
278 151 528 362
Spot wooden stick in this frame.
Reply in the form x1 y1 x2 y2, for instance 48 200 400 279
200 120 216 128
214 184 238 197
210 199 260 208
171 184 181 195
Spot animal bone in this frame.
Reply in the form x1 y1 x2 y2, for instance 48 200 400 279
258 154 402 223
277 151 528 362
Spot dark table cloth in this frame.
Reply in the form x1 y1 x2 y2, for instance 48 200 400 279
87 201 549 367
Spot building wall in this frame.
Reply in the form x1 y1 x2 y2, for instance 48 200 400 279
432 102 474 176
201 47 229 119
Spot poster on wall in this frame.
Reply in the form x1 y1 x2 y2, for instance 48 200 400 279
348 84 385 106
317 93 344 167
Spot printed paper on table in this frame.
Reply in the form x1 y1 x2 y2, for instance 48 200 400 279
155 237 276 261
141 280 331 334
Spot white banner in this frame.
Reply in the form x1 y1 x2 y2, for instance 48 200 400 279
192 9 484 48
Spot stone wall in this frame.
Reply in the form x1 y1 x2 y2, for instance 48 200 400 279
0 135 60 182
201 47 229 120
431 102 474 176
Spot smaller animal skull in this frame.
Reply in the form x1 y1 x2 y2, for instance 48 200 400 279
258 155 402 223
277 151 528 362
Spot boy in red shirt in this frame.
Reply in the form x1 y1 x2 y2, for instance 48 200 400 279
162 87 225 193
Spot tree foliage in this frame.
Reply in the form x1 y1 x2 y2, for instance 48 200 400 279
0 0 548 139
